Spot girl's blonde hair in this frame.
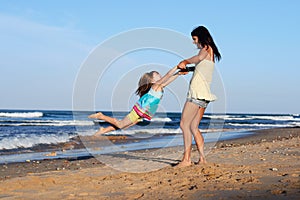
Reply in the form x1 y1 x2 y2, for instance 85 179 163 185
135 71 158 97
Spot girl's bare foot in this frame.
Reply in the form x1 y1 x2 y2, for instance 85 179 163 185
94 127 105 136
88 112 104 119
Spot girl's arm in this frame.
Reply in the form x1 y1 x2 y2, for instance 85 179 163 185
160 71 180 87
152 66 180 91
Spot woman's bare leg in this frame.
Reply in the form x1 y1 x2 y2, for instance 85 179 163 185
190 107 207 164
177 101 200 167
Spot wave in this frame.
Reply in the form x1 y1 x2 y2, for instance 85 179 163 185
227 122 295 128
94 117 172 123
76 128 181 137
0 112 43 118
290 122 300 127
100 127 226 136
151 117 172 122
0 133 71 150
205 115 253 121
108 128 182 136
205 114 230 119
206 114 298 121
74 128 182 137
251 115 296 121
0 120 94 127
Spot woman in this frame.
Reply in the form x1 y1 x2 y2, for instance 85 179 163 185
176 26 221 167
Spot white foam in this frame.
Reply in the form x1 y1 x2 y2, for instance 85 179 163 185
93 117 172 124
102 127 225 136
227 123 294 128
101 128 180 136
251 115 295 121
289 122 300 127
205 115 230 119
0 120 94 127
206 114 297 121
0 112 43 118
205 115 253 121
0 133 71 150
151 117 172 122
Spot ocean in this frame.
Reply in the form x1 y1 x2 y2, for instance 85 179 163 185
0 110 299 164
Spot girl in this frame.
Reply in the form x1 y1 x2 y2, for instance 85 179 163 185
176 25 222 167
89 66 182 135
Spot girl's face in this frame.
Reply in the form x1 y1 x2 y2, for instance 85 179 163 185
152 72 162 83
192 36 202 49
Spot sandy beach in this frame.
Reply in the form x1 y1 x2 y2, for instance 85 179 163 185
0 127 299 199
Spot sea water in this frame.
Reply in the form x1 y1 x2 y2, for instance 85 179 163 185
0 110 299 163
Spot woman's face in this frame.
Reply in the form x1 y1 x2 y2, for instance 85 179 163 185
192 36 202 49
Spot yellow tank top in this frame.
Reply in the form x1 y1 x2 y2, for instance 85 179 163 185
187 59 217 101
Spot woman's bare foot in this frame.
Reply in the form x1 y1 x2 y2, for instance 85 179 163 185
195 158 207 165
88 112 104 119
173 160 192 168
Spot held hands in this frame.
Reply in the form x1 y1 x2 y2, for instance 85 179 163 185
178 69 189 75
177 60 190 69
177 60 190 75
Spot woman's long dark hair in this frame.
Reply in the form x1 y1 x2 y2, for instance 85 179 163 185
191 26 221 62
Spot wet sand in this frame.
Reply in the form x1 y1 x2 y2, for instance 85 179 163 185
0 128 299 199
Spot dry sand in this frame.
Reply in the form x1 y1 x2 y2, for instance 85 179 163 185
0 128 299 199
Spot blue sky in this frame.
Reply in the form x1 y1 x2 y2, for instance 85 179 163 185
0 0 299 114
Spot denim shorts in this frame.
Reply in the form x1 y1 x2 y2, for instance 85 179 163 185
187 98 210 108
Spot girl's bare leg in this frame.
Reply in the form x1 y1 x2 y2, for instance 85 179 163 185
89 112 137 135
190 107 207 164
94 126 117 135
94 121 139 136
88 112 103 119
177 101 200 167
89 112 133 129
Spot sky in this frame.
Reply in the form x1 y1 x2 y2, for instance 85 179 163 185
0 0 299 114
